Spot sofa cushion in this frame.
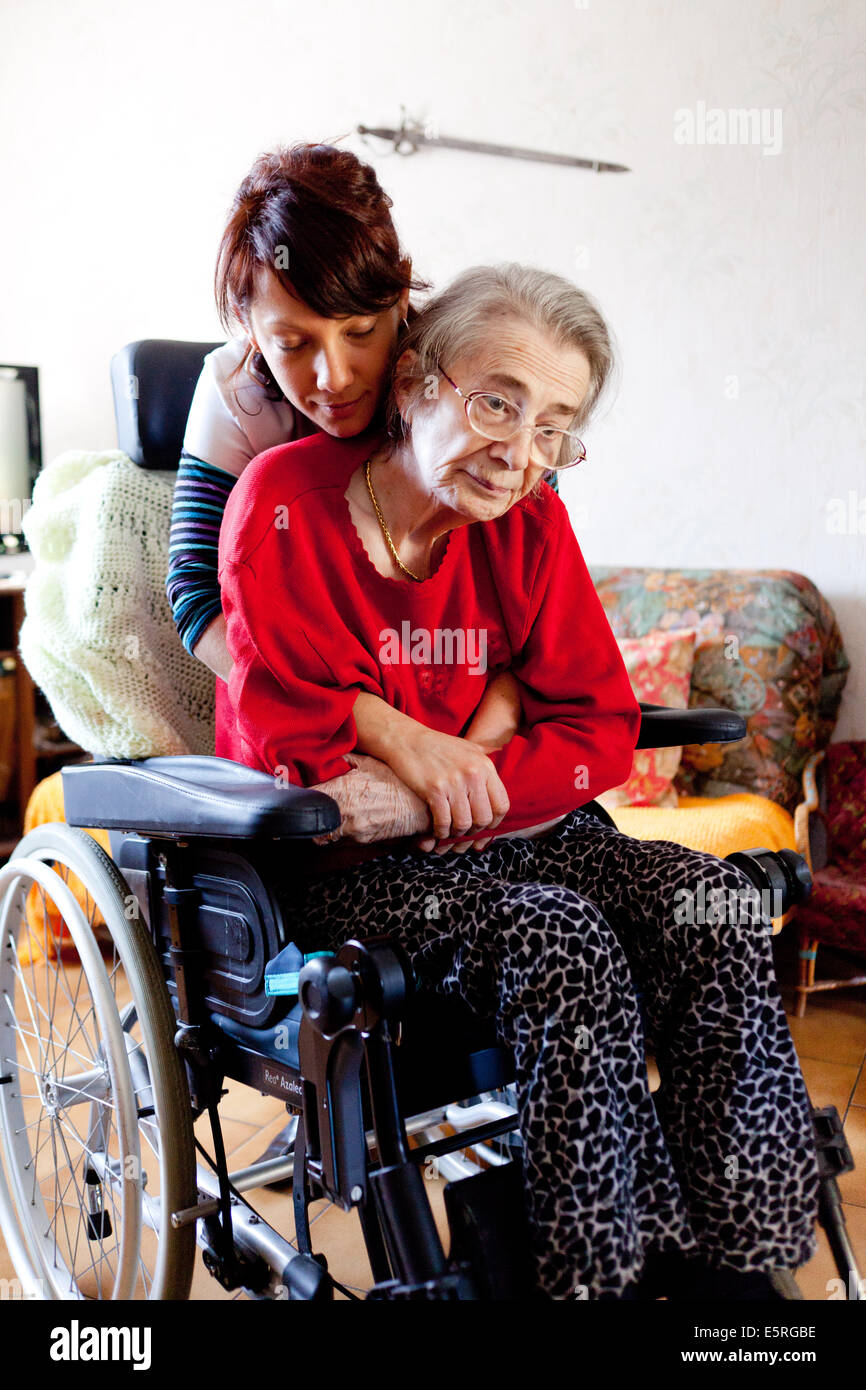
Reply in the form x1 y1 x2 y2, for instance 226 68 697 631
590 568 849 814
598 627 696 808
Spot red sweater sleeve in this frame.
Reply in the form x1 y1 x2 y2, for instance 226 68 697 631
221 547 365 786
485 504 640 833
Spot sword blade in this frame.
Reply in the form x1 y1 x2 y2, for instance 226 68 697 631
357 124 630 173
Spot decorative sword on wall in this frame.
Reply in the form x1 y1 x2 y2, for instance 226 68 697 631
356 112 630 174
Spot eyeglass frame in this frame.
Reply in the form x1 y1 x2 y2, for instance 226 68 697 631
437 363 587 470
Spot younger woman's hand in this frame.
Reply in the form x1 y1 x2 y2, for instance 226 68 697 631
418 671 519 852
351 687 514 853
380 727 510 848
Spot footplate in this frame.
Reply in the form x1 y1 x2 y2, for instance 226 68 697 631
813 1105 855 1180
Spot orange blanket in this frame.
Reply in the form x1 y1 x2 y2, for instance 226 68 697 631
19 769 111 963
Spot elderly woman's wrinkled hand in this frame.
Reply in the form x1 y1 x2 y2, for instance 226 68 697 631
311 752 431 844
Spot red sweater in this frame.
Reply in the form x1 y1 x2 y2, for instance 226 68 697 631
216 431 640 857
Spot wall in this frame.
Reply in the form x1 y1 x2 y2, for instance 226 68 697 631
1 0 863 735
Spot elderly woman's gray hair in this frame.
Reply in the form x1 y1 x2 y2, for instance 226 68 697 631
387 263 616 445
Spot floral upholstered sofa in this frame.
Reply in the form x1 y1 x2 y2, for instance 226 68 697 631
587 566 850 900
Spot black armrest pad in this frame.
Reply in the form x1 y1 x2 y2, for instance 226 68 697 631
636 704 747 750
62 756 341 839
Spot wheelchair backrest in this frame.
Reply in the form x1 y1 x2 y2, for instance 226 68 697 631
110 339 223 471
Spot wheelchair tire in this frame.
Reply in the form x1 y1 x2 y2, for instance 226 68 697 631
0 824 197 1300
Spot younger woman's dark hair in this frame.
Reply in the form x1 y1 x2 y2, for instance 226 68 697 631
215 143 425 397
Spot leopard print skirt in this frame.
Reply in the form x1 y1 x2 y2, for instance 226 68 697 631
284 808 819 1299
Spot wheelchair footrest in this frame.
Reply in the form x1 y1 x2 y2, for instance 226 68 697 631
443 1159 536 1301
366 1268 476 1300
725 847 812 916
813 1105 856 1180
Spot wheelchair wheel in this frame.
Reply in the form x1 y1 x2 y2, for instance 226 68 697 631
0 824 197 1299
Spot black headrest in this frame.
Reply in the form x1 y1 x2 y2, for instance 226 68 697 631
110 339 223 470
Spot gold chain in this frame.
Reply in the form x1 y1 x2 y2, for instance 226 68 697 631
365 456 423 581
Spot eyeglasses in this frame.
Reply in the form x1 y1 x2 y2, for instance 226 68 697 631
438 364 587 470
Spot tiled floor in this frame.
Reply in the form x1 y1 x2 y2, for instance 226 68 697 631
2 931 864 1302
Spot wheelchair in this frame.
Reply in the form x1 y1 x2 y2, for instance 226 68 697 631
0 341 860 1302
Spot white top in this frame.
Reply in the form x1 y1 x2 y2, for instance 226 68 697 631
183 338 298 477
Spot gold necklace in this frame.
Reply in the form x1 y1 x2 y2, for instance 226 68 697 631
365 456 423 582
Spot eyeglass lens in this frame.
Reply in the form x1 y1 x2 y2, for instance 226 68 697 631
466 395 583 468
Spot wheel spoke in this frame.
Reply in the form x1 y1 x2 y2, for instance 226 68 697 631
49 1094 120 1296
7 957 56 1046
4 1024 96 1076
2 984 48 1080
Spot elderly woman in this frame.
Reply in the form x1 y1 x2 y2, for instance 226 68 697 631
217 265 819 1301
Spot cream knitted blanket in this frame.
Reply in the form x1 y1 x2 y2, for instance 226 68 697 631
20 450 216 758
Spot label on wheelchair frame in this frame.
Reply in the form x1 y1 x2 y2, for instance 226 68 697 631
260 1064 303 1101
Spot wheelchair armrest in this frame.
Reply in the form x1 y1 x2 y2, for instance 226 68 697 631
62 755 342 839
635 703 747 750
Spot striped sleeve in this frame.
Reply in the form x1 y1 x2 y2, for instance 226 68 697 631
166 452 238 655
